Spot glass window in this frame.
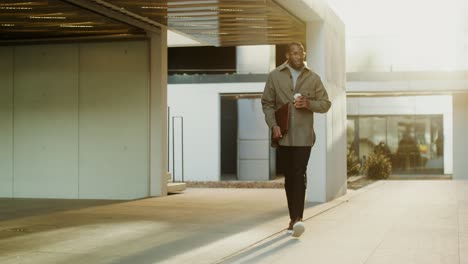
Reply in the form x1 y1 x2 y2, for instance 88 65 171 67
346 115 444 175
347 119 356 149
358 116 387 163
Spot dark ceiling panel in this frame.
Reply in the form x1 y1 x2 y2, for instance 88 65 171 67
0 0 305 46
0 0 145 41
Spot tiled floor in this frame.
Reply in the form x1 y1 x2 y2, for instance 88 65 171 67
0 180 467 264
221 181 468 264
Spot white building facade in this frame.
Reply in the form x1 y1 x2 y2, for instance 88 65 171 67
328 0 468 179
0 0 347 201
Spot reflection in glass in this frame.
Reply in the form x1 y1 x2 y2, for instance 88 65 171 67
347 119 356 149
358 116 386 167
347 115 444 175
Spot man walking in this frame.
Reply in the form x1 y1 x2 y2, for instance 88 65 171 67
261 42 331 237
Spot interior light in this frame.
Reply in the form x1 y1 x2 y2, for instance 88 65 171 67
267 33 288 37
30 16 66 20
200 32 229 35
0 2 34 6
236 17 266 21
170 23 214 27
141 6 167 9
210 8 243 12
60 24 94 28
1 24 15 27
165 15 198 19
0 6 33 10
249 26 273 29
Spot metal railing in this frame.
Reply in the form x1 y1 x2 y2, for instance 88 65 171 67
171 115 184 182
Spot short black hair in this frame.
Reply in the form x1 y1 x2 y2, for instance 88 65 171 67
286 42 305 53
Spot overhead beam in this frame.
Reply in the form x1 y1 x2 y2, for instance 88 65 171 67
347 91 455 97
61 0 163 33
0 33 147 46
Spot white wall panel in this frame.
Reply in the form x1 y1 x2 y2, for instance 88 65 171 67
361 97 414 115
236 45 275 74
238 160 269 181
238 141 269 160
0 47 14 197
347 96 452 116
237 98 270 181
168 83 265 181
237 98 269 140
13 45 79 198
79 41 149 199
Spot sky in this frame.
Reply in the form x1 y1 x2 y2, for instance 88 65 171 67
326 0 467 71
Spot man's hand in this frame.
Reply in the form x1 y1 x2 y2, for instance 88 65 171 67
294 96 309 109
272 126 282 140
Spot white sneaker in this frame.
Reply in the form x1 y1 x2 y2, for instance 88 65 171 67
286 220 294 234
292 221 305 237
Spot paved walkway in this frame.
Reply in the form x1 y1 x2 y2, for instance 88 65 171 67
0 180 467 264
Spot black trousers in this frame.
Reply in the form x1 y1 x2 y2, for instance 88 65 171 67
279 146 312 220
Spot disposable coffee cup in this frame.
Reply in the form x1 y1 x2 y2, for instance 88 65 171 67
293 93 301 103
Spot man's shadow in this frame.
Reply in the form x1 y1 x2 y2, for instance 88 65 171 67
219 233 300 264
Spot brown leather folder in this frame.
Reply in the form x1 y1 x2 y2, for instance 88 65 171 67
271 103 290 146
274 102 290 136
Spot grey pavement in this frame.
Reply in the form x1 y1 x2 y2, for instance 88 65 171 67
0 180 467 264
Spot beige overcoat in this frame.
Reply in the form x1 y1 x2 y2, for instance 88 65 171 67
261 62 332 147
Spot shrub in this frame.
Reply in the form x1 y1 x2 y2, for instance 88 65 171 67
347 149 361 177
365 152 392 179
373 141 391 159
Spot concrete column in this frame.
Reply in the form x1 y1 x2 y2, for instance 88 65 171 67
0 47 14 198
443 110 453 175
453 92 468 180
149 29 169 196
306 21 347 202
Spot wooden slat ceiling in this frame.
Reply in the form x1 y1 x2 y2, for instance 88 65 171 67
0 0 145 41
0 0 305 46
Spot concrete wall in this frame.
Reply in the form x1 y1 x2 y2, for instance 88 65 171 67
348 96 453 174
78 42 149 199
13 44 80 198
453 93 468 179
0 47 14 197
0 41 150 199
